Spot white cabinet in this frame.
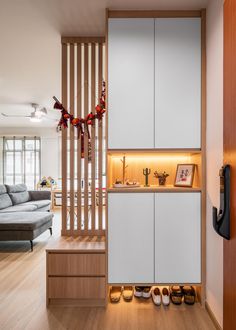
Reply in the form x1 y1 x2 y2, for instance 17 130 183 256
108 18 201 149
155 192 201 283
108 193 154 283
154 18 201 148
108 192 201 284
108 19 155 149
107 17 202 284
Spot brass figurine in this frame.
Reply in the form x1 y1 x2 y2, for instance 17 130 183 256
143 168 151 187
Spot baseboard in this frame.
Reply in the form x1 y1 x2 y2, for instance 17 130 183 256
205 301 222 330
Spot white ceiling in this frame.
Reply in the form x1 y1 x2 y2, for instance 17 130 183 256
32 0 209 35
0 0 209 128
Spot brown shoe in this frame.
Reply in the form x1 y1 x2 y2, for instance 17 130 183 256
123 286 133 302
182 286 196 305
110 286 122 303
170 286 183 305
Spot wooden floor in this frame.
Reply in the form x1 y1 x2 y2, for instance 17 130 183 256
0 210 215 330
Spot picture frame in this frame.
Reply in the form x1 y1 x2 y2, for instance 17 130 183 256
174 164 195 187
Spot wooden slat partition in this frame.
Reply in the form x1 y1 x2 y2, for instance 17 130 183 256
61 37 105 236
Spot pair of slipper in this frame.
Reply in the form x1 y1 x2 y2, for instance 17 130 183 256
110 286 133 303
170 286 196 305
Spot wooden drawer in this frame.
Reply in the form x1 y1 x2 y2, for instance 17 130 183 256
48 277 106 299
48 253 106 276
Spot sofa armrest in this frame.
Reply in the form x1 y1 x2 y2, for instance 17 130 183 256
28 190 51 201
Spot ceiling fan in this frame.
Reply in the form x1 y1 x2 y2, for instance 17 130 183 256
1 103 57 123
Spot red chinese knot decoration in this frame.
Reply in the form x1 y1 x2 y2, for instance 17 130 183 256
53 81 106 139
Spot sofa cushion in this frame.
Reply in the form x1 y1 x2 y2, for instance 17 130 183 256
0 185 7 195
0 212 53 231
6 184 30 205
23 200 51 209
0 194 13 210
0 204 37 213
9 191 30 205
6 184 28 193
0 184 13 210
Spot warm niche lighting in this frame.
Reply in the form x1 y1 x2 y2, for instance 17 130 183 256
111 154 192 163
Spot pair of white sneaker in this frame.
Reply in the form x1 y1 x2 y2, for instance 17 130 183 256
152 287 170 306
134 286 151 298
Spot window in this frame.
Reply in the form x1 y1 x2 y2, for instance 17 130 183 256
3 137 41 189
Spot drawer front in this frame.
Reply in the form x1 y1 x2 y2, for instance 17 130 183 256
48 277 106 299
48 253 106 276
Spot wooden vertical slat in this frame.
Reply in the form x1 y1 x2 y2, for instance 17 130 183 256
84 43 89 231
98 43 103 231
77 44 82 232
91 43 96 232
62 46 68 234
61 43 68 235
70 43 75 234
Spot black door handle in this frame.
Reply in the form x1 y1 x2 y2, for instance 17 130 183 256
213 164 230 240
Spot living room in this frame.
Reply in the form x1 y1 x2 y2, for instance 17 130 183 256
1 0 236 329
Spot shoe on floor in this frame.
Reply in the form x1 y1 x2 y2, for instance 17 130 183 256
152 287 161 305
182 286 196 305
134 286 143 298
170 286 183 305
162 287 170 306
143 286 152 299
123 286 133 302
110 286 122 303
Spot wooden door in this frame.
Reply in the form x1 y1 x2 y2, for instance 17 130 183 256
108 18 155 149
108 193 154 283
154 18 201 149
155 192 201 283
223 1 236 328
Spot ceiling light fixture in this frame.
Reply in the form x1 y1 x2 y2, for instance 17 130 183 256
30 112 42 122
35 107 47 117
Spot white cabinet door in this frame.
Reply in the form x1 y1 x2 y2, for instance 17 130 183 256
155 18 201 148
108 19 155 149
155 193 201 283
108 193 154 283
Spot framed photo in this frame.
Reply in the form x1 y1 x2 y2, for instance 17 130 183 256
174 164 195 187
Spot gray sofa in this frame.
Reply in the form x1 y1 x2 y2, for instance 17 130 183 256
0 184 53 251
0 184 51 213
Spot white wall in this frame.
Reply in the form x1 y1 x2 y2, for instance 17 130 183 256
0 0 61 112
0 127 60 183
206 0 224 326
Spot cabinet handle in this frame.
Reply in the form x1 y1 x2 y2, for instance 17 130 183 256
212 165 230 240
